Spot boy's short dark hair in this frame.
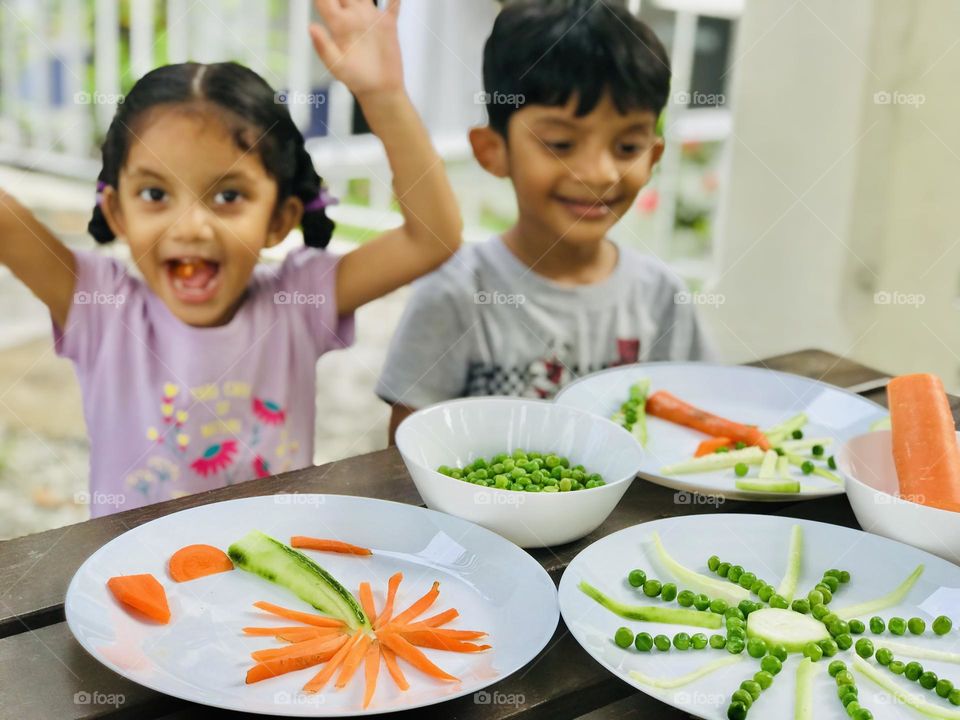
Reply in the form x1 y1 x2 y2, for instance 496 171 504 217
483 0 671 136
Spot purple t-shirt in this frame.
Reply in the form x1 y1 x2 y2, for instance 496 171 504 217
55 247 354 517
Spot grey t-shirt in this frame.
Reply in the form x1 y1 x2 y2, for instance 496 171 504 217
376 237 715 407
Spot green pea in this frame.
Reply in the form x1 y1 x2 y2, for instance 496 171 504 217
835 670 855 687
734 462 749 477
792 429 804 439
726 607 746 622
747 637 767 658
821 575 840 593
710 598 729 614
614 627 634 648
869 616 885 634
642 579 662 597
812 444 824 456
819 638 839 657
693 594 711 611
889 661 906 675
920 671 939 690
758 584 775 602
828 660 847 677
660 583 678 602
808 589 824 606
727 636 745 654
839 570 851 583
727 627 746 642
770 644 788 662
937 679 954 699
855 638 874 659
558 478 573 492
875 647 893 665
769 594 789 609
835 633 853 651
717 562 731 578
738 600 757 617
803 641 823 661
634 632 653 652
908 617 926 635
792 599 811 614
760 655 782 675
738 572 757 590
707 555 721 571
949 688 960 706
812 603 830 620
740 680 762 701
816 585 833 604
849 619 865 635
691 633 708 650
654 634 671 651
754 670 774 689
828 455 838 469
673 632 691 651
889 617 907 635
905 661 924 681
801 460 814 474
677 590 696 607
730 689 753 710
710 634 726 649
933 616 953 635
727 701 748 720
728 566 744 583
851 709 873 720
750 578 766 594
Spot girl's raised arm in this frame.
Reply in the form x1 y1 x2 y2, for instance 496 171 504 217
0 190 77 328
308 0 463 315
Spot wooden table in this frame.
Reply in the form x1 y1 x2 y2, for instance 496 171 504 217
0 349 904 720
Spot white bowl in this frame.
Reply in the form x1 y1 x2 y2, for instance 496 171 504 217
395 397 645 548
837 430 960 564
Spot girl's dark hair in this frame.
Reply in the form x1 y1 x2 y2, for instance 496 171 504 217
483 0 671 136
88 62 334 248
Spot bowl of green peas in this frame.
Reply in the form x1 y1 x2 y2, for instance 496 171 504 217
395 397 645 548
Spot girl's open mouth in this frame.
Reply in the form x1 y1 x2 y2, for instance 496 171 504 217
554 194 622 221
165 257 222 304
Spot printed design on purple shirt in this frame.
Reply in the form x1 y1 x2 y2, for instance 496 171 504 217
191 439 240 477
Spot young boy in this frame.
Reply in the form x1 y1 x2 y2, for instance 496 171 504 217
377 0 715 440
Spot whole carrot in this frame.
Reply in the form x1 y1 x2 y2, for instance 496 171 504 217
646 391 771 450
887 373 960 512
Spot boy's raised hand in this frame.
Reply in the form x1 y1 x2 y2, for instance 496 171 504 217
309 0 404 99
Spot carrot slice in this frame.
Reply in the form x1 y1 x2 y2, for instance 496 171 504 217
106 574 170 624
380 643 410 690
417 608 459 627
647 390 771 450
381 645 409 691
303 632 362 694
290 536 372 556
400 630 491 653
251 633 348 663
275 628 343 644
374 572 403 629
394 625 486 640
242 625 340 639
390 581 440 627
359 582 377 626
694 436 733 457
246 637 347 684
252 601 344 628
336 632 373 689
362 639 381 709
377 631 458 682
168 544 234 582
888 373 960 512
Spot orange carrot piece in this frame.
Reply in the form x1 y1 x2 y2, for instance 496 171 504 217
362 639 381 709
374 572 403 629
400 630 491 653
302 632 362 694
394 625 487 640
694 437 733 457
168 544 234 582
335 633 374 689
275 628 343 644
245 638 347 684
359 582 377 626
381 645 410 691
417 608 459 627
647 390 771 450
252 601 344 628
251 634 348 663
106 574 170 624
390 581 440 627
243 625 339 638
378 631 458 682
888 373 960 512
290 536 372 556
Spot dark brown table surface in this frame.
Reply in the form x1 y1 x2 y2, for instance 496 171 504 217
0 349 911 720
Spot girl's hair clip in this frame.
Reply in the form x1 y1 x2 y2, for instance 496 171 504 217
303 187 338 213
95 180 107 207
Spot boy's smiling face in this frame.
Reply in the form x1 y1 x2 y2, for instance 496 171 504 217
472 93 663 248
100 104 302 327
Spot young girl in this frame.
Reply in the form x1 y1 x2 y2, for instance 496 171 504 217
0 0 461 517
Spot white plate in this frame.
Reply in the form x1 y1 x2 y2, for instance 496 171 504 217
554 362 887 501
65 495 559 716
559 514 960 720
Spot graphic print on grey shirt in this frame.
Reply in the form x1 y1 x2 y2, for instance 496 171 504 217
376 237 715 407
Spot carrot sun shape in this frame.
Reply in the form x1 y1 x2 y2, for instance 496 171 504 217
106 573 171 624
646 390 771 450
888 373 960 512
290 536 373 556
168 544 235 582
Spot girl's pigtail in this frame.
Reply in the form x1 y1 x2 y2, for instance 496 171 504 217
88 178 116 244
294 144 335 249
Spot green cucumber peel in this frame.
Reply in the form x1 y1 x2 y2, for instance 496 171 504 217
794 657 816 720
835 564 924 620
759 450 779 480
660 446 765 475
784 453 843 485
854 655 960 719
628 654 743 688
776 524 804 601
764 413 808 444
735 477 800 493
650 532 750 603
578 579 723 629
879 638 960 664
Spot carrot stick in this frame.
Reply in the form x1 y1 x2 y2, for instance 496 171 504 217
381 645 409 691
242 625 340 638
400 630 491 653
245 636 347 684
374 572 403 629
417 608 459 627
335 632 374 689
362 639 381 709
251 633 347 663
694 437 733 457
252 601 344 627
275 628 343 644
106 574 170 624
888 374 960 512
390 581 440 627
647 390 771 450
303 632 363 694
290 536 372 556
358 582 377 626
168 544 234 582
377 631 459 682
394 625 487 640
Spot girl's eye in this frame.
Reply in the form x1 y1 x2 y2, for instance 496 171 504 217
138 187 166 202
214 189 242 205
543 139 574 153
617 142 644 156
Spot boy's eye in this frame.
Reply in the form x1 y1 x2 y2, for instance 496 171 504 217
138 187 166 202
214 189 243 205
617 142 644 156
543 139 574 153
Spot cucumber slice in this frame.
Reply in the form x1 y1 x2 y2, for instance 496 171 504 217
228 530 370 630
629 654 743 688
776 525 803 601
735 477 800 493
854 655 960 719
778 437 833 453
745 608 829 653
758 450 779 480
764 413 808 445
650 532 750 603
834 564 924 620
660 446 765 475
578 580 723 629
794 657 816 720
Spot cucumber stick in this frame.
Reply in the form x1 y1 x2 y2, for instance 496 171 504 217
776 525 803 601
660 446 765 475
578 580 722 629
650 532 750 603
735 477 800 493
834 564 924 620
795 657 816 720
879 638 960 664
629 654 743 688
228 530 370 630
764 413 808 445
854 655 960 719
758 450 779 480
